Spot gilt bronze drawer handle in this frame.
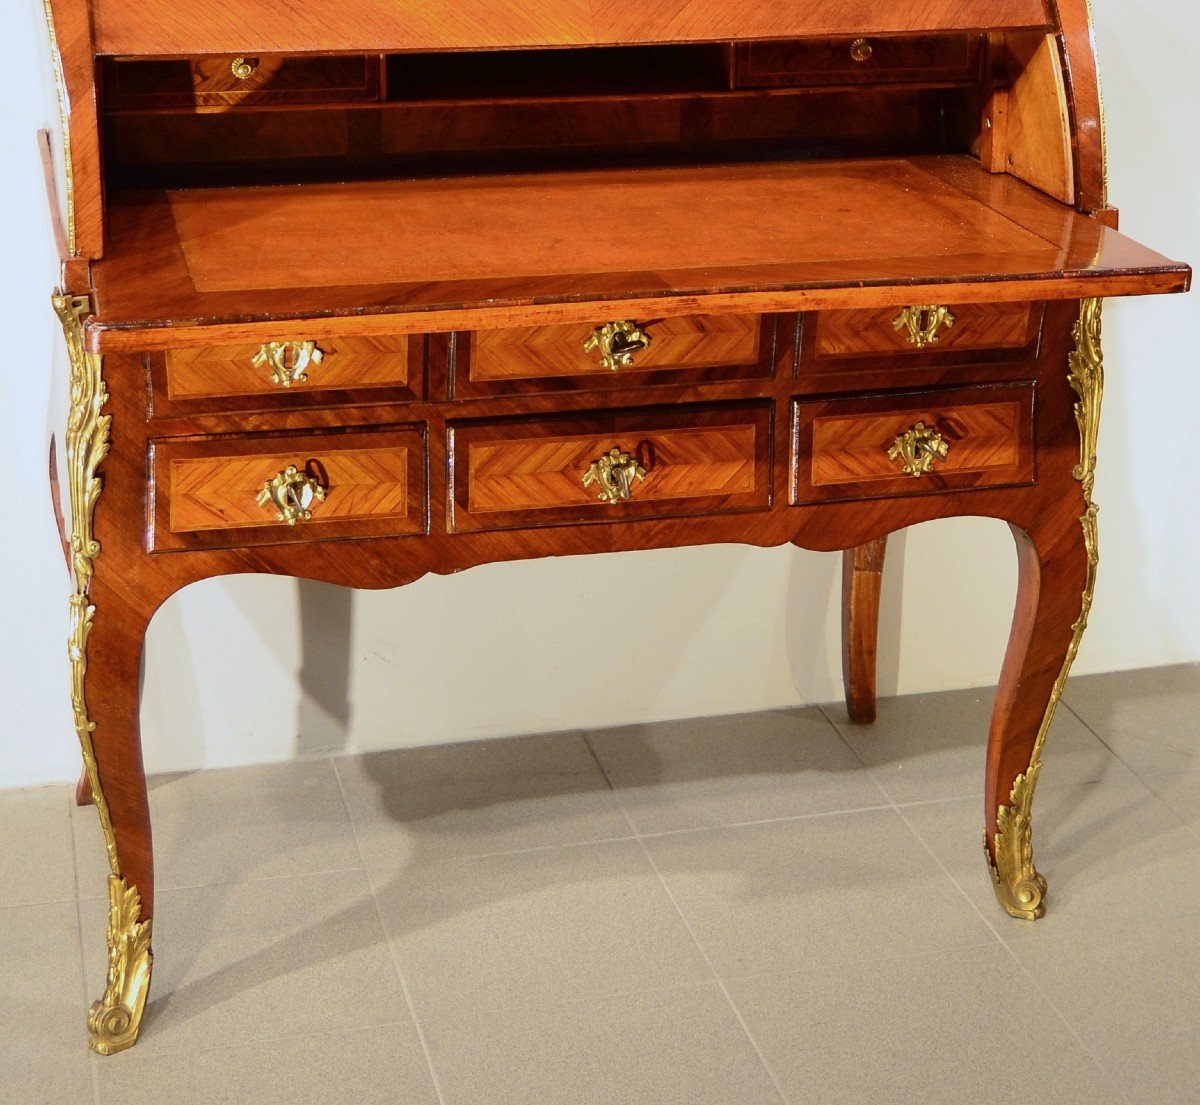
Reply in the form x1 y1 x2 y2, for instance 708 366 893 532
252 340 326 387
582 447 646 504
893 305 956 348
256 465 328 525
850 38 874 62
231 57 258 81
583 321 652 371
888 422 950 478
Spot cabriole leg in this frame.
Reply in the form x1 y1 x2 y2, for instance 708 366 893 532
841 537 888 724
56 293 155 1055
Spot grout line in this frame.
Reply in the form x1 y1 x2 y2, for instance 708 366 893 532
614 798 790 1105
331 759 449 1105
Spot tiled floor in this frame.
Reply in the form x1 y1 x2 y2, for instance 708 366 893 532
4 663 1199 1105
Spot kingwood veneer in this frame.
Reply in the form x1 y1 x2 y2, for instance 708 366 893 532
37 0 1190 1058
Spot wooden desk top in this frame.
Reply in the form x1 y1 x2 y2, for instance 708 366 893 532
91 155 1188 349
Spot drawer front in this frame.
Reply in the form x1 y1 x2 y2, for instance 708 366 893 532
808 303 1043 368
160 335 421 407
151 426 427 551
734 36 981 88
792 385 1034 505
457 314 773 397
450 404 772 532
106 55 382 109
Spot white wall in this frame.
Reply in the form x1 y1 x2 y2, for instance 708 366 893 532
1 0 1196 789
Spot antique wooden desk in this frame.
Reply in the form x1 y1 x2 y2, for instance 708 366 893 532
39 0 1190 1055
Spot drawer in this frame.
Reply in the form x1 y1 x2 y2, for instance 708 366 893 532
157 335 422 409
105 55 383 110
806 303 1044 370
449 403 772 532
792 385 1035 505
150 426 427 551
456 314 774 397
734 36 981 88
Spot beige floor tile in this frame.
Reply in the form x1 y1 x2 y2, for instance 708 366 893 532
78 870 409 1059
372 839 712 1020
727 945 1122 1105
336 732 630 871
829 687 1132 806
585 708 887 834
425 983 782 1105
1142 769 1200 836
901 775 1200 943
1013 922 1200 1105
71 761 361 896
642 808 997 979
0 901 96 1104
1064 664 1200 777
0 785 76 907
93 1024 437 1105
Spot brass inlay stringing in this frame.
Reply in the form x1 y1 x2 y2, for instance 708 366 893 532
850 38 874 62
231 57 258 80
583 321 652 371
887 421 950 477
257 465 328 525
893 305 955 348
987 298 1104 921
40 0 77 254
582 447 646 505
54 293 153 1055
252 340 326 388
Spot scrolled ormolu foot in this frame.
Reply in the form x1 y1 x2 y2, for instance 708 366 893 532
87 875 154 1055
984 769 1047 921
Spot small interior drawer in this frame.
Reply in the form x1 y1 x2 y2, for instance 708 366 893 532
806 302 1044 369
457 314 773 397
449 403 772 532
734 35 981 88
157 335 422 409
792 384 1035 504
150 425 427 551
105 55 383 109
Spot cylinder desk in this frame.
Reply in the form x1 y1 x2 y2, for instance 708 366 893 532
37 0 1191 1054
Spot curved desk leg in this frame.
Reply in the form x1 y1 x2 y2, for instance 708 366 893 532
56 294 155 1055
75 767 95 806
841 537 888 724
985 298 1104 921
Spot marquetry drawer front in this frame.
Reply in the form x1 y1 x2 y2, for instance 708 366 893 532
734 36 981 88
150 427 426 552
105 56 383 109
792 385 1035 505
159 335 421 407
807 303 1044 370
458 314 771 397
450 404 772 532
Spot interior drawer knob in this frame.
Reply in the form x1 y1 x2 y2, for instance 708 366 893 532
849 38 874 63
256 464 328 525
230 56 259 81
252 340 326 387
582 447 647 504
888 422 951 478
893 305 956 348
583 321 652 371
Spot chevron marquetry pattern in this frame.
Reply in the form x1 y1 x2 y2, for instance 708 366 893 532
467 425 758 514
815 303 1035 357
472 314 761 381
809 401 1023 486
169 446 410 532
166 335 412 399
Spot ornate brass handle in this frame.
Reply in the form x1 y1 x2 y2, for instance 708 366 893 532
256 465 328 525
231 57 258 81
893 305 955 349
850 38 874 62
583 321 652 371
888 422 951 478
252 340 326 388
582 447 646 505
